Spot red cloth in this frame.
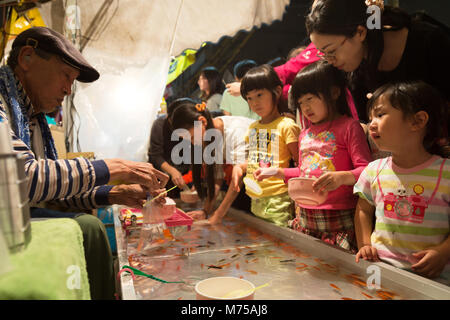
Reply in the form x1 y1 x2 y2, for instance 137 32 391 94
275 42 320 101
182 170 193 184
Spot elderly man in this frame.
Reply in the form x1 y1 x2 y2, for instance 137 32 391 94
0 27 169 299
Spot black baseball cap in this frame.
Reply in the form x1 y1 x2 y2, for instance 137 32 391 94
12 27 99 83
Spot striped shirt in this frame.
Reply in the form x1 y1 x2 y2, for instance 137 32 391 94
354 156 450 284
0 76 112 210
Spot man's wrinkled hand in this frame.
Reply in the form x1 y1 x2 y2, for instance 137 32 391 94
105 159 169 191
108 184 147 208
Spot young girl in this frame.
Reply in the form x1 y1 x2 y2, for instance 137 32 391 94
238 64 300 227
198 66 225 112
255 61 372 252
169 99 255 224
354 81 450 284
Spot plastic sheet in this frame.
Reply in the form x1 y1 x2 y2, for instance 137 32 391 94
0 229 12 276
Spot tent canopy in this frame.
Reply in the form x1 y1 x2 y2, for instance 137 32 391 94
42 0 290 161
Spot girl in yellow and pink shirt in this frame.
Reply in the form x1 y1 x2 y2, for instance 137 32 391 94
354 81 449 284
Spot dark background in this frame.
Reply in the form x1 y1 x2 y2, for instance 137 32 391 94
166 0 450 104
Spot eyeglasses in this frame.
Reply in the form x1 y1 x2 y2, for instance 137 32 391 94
316 37 348 61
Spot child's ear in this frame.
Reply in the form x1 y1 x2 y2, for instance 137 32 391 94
198 116 207 127
331 86 341 100
411 110 429 131
275 85 282 99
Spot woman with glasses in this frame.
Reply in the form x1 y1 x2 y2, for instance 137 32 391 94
306 0 450 123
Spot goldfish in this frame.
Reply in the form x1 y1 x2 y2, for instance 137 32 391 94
329 283 341 291
376 290 395 300
361 292 373 299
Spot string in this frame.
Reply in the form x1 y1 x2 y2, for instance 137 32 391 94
121 265 185 284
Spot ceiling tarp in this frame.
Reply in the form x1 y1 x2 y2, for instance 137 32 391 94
40 0 290 161
170 0 290 56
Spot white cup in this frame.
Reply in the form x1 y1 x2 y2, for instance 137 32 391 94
195 277 255 300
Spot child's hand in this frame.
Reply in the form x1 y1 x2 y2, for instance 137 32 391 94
253 167 283 181
355 245 380 263
411 247 450 279
208 212 223 225
226 82 241 97
187 210 206 220
312 171 354 192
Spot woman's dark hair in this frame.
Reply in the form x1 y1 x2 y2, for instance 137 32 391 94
291 60 351 118
169 100 217 201
367 81 449 158
199 66 225 101
167 97 197 117
240 64 287 113
306 0 411 90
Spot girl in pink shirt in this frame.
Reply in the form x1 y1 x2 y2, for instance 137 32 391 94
255 61 372 252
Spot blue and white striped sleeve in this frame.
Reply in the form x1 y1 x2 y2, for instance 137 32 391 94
0 103 111 208
47 185 114 210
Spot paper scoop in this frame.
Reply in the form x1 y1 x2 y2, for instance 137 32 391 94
243 177 262 195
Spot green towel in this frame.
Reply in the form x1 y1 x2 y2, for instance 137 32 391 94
0 219 90 300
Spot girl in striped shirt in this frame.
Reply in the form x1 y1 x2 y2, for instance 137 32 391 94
354 81 449 283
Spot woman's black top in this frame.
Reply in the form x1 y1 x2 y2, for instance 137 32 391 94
350 19 450 122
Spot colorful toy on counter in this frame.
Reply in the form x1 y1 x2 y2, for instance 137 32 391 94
119 208 143 234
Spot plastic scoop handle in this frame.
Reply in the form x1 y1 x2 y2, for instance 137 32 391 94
221 282 269 299
144 185 178 206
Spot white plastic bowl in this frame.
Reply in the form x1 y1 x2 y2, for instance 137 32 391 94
180 190 200 203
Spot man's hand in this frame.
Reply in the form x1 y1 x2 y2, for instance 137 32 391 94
105 159 169 191
108 184 148 208
226 82 241 97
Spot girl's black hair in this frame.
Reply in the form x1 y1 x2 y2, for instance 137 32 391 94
240 64 287 113
167 97 197 117
367 81 449 158
169 100 217 201
199 66 225 101
306 0 411 90
291 60 351 118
